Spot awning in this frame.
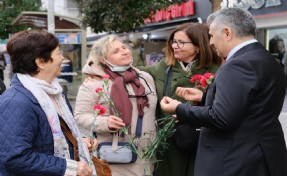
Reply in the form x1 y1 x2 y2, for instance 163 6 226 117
129 16 201 40
255 11 287 29
138 16 201 33
12 11 82 30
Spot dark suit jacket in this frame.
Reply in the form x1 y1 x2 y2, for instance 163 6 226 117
176 42 287 176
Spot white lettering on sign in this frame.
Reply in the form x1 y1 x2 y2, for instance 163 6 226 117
220 0 282 9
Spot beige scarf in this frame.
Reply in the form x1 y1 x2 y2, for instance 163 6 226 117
17 73 90 162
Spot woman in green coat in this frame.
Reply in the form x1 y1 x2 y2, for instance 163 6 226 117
139 23 222 176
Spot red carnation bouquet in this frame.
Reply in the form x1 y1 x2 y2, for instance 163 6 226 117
190 73 215 92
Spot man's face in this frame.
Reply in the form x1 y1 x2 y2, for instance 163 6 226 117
209 22 227 58
277 41 286 55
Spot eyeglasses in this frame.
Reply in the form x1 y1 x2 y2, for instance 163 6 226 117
169 40 193 48
124 75 154 98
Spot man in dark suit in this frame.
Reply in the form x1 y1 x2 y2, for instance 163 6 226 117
160 7 287 176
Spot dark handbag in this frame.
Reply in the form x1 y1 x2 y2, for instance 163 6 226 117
164 66 200 151
59 118 112 176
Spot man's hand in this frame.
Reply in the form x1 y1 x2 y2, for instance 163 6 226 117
176 87 203 102
160 96 181 114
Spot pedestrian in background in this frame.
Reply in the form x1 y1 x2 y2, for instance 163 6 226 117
129 38 146 67
269 35 286 69
0 52 6 94
0 51 7 81
160 7 287 176
0 30 95 176
0 77 5 94
139 23 222 176
58 55 73 83
58 55 74 94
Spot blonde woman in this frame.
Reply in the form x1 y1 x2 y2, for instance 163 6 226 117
74 35 157 176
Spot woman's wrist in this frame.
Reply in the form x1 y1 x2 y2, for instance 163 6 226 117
64 159 78 176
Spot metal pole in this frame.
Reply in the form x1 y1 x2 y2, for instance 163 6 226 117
47 0 55 34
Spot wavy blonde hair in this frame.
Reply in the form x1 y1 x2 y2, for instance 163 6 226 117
88 34 123 65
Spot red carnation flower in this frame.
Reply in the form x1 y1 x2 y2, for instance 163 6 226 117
95 87 103 93
102 75 110 80
203 73 213 79
190 72 215 92
94 104 106 115
190 74 201 83
199 77 208 87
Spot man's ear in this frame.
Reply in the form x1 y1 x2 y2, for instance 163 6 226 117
223 27 233 41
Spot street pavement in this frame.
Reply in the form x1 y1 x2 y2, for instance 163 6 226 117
279 93 287 146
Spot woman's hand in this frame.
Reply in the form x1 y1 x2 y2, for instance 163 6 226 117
176 87 203 102
107 115 125 130
82 137 98 153
76 161 93 176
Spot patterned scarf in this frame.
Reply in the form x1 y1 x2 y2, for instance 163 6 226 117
17 73 90 162
104 68 149 131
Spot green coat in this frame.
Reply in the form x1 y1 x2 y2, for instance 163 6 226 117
139 59 221 176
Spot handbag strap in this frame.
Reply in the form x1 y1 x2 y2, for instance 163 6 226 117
59 117 80 161
163 65 172 96
135 115 143 138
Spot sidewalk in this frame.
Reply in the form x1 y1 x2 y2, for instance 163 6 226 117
280 112 287 141
279 94 287 146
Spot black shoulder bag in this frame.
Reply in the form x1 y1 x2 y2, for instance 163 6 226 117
163 66 199 151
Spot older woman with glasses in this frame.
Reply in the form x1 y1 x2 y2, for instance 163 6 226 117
74 34 157 176
139 23 222 176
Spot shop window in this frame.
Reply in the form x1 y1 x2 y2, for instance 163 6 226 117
267 28 287 73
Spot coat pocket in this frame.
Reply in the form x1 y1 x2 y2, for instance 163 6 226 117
205 137 233 148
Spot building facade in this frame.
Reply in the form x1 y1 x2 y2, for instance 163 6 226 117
213 0 287 75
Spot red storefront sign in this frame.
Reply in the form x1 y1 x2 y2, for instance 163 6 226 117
144 1 195 24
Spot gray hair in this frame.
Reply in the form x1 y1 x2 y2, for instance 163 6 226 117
207 8 256 38
88 34 122 64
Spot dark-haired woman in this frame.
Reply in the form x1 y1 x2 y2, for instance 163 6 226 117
139 23 222 176
0 30 95 176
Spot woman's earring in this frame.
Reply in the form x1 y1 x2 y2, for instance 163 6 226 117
196 50 199 54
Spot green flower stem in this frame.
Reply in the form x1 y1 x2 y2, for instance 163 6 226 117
143 115 176 160
120 127 142 159
120 127 151 175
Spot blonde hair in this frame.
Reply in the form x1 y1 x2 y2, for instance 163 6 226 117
88 34 122 65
